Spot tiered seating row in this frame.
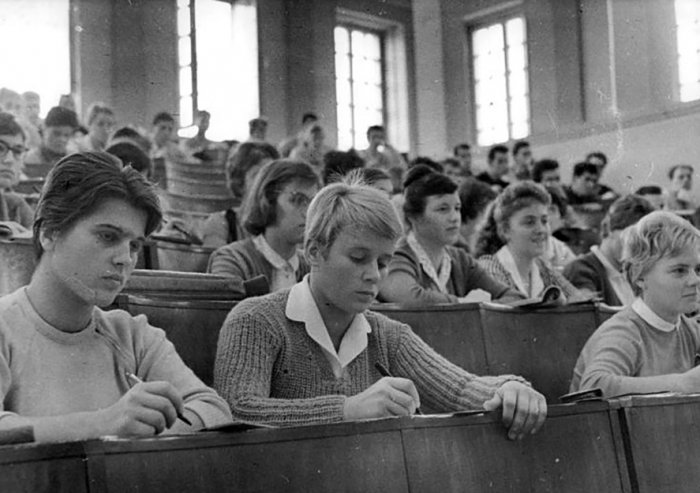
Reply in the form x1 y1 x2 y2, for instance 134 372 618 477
2 394 699 492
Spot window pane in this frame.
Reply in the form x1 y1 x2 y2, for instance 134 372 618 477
178 36 192 67
471 16 529 144
179 66 192 97
0 0 70 118
335 25 385 149
177 3 191 37
506 17 525 46
194 0 259 140
179 96 194 127
675 0 700 102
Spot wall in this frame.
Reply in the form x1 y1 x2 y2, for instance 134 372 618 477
435 0 700 193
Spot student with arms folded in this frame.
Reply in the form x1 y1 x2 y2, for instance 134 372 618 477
571 211 700 397
214 179 546 440
0 152 231 443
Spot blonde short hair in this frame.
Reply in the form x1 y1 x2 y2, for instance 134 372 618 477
623 211 700 296
304 180 402 257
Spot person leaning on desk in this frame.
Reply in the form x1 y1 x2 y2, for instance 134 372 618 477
571 211 700 397
0 152 232 443
214 179 547 441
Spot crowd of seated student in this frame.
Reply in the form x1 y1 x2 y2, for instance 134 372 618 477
571 211 700 398
289 122 333 173
379 165 522 305
208 159 319 294
69 103 116 153
213 179 546 437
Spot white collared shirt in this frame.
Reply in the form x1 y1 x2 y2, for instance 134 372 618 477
407 232 452 293
253 234 300 292
496 245 544 297
631 298 679 333
591 246 635 306
285 276 371 378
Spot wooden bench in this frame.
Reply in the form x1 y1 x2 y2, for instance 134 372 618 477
115 295 237 385
372 302 487 374
479 302 600 402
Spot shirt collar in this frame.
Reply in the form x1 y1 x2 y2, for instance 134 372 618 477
253 234 300 271
286 276 370 376
496 245 544 297
406 232 452 293
631 297 679 332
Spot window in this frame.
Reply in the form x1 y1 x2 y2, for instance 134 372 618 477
470 16 529 147
0 0 70 118
334 25 385 150
674 0 700 102
177 0 258 141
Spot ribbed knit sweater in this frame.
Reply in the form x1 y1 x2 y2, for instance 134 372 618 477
214 289 529 426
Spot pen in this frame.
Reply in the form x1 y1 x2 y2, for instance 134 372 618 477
374 362 423 415
125 372 193 426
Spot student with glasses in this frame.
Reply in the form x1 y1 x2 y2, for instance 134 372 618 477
208 159 320 295
0 112 33 228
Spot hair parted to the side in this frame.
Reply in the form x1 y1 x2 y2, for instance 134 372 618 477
242 158 319 236
474 181 550 257
33 151 162 258
402 164 457 229
622 210 700 296
0 112 26 139
304 178 402 258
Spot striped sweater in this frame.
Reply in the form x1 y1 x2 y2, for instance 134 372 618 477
214 289 528 426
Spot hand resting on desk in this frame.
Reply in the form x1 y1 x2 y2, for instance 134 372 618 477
483 381 547 441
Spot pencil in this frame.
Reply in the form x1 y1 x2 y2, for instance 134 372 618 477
374 362 423 415
125 372 193 426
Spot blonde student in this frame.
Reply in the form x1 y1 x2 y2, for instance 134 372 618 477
215 179 546 440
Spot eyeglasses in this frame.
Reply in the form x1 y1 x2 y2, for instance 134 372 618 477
285 191 315 210
0 140 27 160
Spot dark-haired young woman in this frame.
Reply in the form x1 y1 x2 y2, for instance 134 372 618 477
0 152 231 443
379 165 522 305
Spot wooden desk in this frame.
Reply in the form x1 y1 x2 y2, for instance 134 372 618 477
612 394 700 493
0 442 88 493
0 403 630 493
480 303 600 402
116 295 236 385
402 402 630 493
372 303 487 374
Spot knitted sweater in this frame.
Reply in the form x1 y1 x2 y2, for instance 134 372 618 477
0 288 232 427
563 252 621 306
214 289 529 426
379 237 522 304
570 307 700 397
208 237 309 291
478 254 580 299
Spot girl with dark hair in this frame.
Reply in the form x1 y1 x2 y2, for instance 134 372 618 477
208 159 319 294
475 181 580 299
0 152 231 443
379 165 521 305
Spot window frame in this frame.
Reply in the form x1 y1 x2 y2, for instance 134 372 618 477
334 23 388 150
466 8 531 148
